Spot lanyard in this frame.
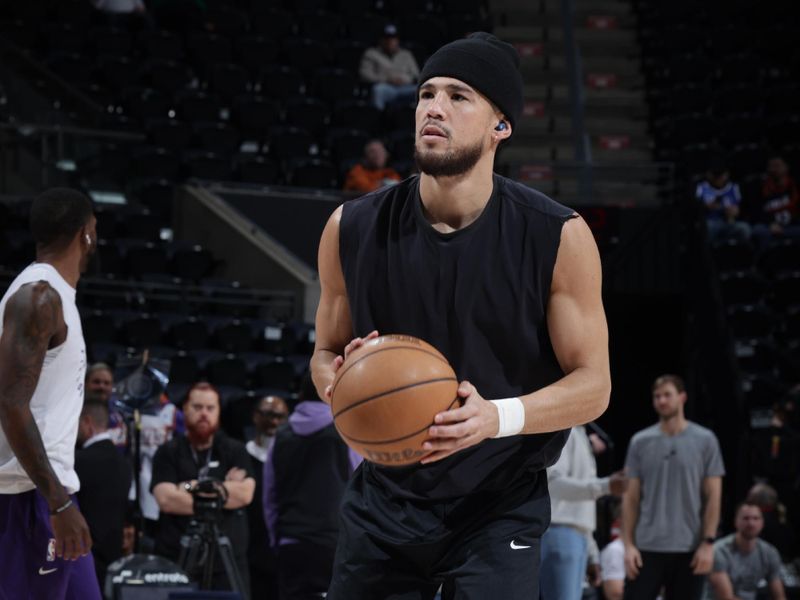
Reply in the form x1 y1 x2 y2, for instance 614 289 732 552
190 444 213 479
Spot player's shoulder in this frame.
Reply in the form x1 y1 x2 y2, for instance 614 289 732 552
497 174 576 220
685 421 719 441
713 533 736 554
756 537 781 562
9 279 62 309
3 279 63 329
154 434 182 457
630 423 661 442
341 176 418 224
215 430 248 454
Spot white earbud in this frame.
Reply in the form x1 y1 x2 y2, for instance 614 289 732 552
85 234 91 245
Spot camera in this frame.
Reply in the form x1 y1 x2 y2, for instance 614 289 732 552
187 477 228 523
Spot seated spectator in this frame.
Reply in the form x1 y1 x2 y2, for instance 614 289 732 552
708 501 786 600
746 483 797 562
264 375 361 600
343 139 402 193
86 362 114 403
75 392 133 587
753 156 800 247
246 395 288 600
151 382 255 591
359 24 420 111
696 157 751 242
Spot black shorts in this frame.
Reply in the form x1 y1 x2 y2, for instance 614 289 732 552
328 467 550 600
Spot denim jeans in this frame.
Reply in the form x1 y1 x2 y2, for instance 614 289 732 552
539 524 588 600
371 82 417 110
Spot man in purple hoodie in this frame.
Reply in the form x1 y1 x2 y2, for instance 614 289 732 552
263 375 361 600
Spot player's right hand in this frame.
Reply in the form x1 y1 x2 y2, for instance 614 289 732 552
50 504 92 561
624 544 642 580
609 469 628 496
324 330 379 400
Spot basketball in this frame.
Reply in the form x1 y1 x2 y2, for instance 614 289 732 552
330 334 460 466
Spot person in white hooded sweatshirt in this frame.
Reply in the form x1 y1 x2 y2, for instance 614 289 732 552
540 426 628 600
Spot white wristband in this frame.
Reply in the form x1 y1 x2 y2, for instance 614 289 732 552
490 397 525 438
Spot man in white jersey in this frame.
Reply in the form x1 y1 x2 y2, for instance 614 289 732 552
0 188 101 600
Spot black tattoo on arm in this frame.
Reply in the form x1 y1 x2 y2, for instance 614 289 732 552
0 282 69 508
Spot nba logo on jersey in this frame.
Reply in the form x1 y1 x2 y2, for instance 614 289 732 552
46 538 56 562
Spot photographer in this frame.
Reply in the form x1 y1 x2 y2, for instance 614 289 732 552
150 382 255 591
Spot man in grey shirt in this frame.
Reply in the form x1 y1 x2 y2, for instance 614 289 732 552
622 374 725 600
709 501 785 600
359 24 419 110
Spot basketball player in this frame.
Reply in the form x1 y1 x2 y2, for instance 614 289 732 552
0 189 101 599
311 33 611 598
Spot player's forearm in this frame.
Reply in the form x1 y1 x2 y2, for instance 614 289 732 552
548 472 609 501
310 349 339 405
0 402 68 508
223 480 255 509
621 494 639 547
518 366 610 434
770 579 787 600
154 484 194 515
701 482 722 539
702 499 721 539
603 581 623 600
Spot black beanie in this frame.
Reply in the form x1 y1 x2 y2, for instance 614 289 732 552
418 32 524 131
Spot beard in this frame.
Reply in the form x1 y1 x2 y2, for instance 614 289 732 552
414 137 484 178
186 419 219 447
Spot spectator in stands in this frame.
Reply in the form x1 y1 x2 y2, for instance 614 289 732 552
85 362 114 403
540 426 628 600
753 156 800 247
343 139 403 193
263 375 361 600
696 157 751 242
151 382 255 591
246 394 288 600
359 24 420 111
746 483 797 562
75 393 133 587
600 500 626 600
622 374 725 600
708 501 786 600
247 395 289 463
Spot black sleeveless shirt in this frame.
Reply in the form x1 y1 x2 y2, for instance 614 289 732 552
339 174 576 501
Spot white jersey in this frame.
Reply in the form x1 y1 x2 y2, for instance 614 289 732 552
0 263 87 494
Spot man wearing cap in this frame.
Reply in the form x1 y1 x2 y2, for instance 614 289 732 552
312 32 610 598
359 24 420 111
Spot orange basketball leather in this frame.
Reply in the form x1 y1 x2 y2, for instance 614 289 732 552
331 334 459 466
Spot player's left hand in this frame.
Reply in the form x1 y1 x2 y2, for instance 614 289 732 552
690 542 714 575
420 381 499 464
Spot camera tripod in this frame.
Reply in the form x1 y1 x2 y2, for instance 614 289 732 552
178 517 249 600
